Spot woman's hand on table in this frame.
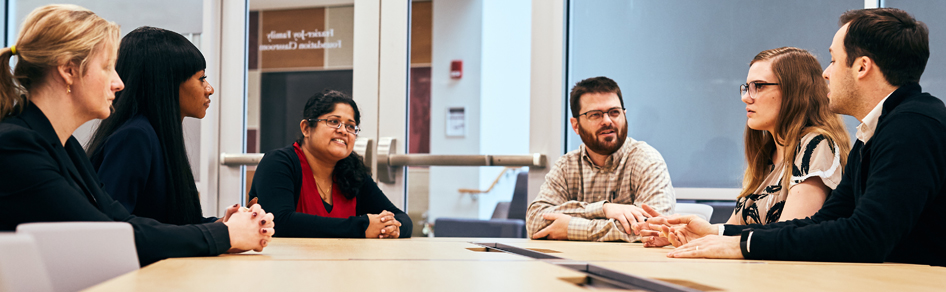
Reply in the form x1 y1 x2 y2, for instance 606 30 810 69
217 197 259 223
666 235 743 259
225 203 275 253
366 210 402 239
633 213 716 248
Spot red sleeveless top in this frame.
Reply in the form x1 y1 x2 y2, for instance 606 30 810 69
293 143 357 218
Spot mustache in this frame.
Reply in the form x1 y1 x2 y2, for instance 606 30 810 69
596 125 616 135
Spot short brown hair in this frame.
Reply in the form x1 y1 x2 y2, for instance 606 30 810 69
569 76 624 118
839 8 928 86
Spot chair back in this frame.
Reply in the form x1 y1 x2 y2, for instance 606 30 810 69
0 233 53 292
674 203 714 221
507 172 529 220
17 222 139 292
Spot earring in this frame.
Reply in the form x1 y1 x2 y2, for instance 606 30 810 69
67 85 71 94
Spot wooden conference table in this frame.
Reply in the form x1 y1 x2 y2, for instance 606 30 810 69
86 237 946 291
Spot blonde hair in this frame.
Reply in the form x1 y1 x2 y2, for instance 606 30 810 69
0 4 120 119
739 47 852 198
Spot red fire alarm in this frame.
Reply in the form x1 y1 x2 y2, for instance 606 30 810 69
450 60 463 79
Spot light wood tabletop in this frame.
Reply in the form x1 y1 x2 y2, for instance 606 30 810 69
84 237 946 291
591 261 946 292
209 237 528 261
84 259 600 292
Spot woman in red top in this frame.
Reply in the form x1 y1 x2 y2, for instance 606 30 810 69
250 90 411 238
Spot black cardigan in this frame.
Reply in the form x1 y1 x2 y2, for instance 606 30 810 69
0 104 230 266
249 145 412 238
724 83 946 266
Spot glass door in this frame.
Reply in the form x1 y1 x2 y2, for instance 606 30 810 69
391 0 535 237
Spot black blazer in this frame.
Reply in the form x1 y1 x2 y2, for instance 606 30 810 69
0 104 230 266
249 145 412 238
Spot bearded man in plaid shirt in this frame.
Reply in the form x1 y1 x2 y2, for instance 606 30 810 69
528 76 675 242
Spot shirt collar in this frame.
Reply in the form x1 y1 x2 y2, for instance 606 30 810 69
855 91 894 143
579 137 631 170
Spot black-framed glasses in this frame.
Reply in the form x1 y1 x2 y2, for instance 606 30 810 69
579 107 625 122
309 118 361 135
740 82 780 100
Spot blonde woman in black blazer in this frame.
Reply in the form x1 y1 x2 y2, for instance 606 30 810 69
0 4 273 266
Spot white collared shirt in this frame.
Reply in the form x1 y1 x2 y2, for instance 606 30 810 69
855 92 895 143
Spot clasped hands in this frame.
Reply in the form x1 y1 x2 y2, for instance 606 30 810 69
220 201 275 253
366 210 402 239
631 205 742 259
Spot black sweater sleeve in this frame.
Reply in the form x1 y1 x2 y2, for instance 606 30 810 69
355 178 413 238
0 127 230 266
251 148 370 238
746 114 946 262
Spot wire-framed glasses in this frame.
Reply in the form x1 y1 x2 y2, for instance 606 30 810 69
309 118 361 135
578 107 625 122
739 82 780 100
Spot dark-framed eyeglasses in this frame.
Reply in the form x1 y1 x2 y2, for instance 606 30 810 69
308 118 361 135
739 82 780 100
578 107 625 122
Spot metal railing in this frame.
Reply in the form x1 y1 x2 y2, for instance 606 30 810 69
376 138 546 183
220 137 547 185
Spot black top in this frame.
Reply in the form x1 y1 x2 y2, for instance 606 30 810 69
0 104 231 266
724 83 946 266
249 145 412 238
90 115 216 223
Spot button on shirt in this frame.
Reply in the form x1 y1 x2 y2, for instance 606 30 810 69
527 137 675 242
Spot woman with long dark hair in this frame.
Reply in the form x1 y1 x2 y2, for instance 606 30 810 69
0 5 273 266
87 26 219 225
250 90 412 238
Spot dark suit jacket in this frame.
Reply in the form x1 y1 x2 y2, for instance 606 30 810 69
249 145 412 238
0 104 230 266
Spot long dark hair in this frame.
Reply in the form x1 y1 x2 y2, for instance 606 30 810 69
86 26 206 225
297 90 368 199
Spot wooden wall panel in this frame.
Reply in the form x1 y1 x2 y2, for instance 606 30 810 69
260 8 326 69
411 1 432 65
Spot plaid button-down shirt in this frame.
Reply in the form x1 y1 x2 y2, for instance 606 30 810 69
527 137 675 242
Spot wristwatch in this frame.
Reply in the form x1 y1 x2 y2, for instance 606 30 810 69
740 228 753 259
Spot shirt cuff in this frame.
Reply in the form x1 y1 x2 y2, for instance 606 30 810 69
566 216 593 241
584 200 608 218
717 224 725 236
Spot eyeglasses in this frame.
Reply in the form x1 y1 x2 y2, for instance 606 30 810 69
740 82 780 100
578 107 625 122
309 118 361 135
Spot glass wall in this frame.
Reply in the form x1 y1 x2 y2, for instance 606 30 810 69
566 0 863 192
883 1 946 102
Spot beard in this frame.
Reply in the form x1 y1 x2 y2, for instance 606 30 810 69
578 122 628 156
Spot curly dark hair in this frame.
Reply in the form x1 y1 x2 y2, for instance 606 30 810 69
297 90 367 199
